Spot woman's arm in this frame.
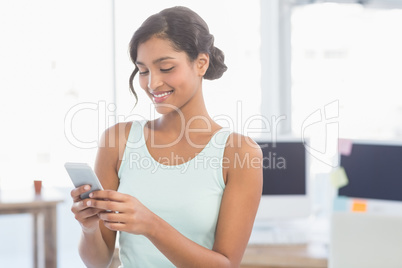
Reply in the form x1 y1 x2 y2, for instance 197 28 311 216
72 122 130 268
88 133 263 267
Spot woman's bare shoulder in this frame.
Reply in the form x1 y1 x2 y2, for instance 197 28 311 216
100 121 133 148
95 122 134 173
221 132 263 184
224 132 263 160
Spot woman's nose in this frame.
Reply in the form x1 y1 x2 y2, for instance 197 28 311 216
148 72 164 90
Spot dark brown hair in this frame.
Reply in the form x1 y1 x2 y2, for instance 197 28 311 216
128 6 227 104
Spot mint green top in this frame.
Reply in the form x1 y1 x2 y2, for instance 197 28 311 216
117 120 231 267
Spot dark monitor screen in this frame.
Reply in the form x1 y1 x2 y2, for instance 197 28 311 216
257 141 306 195
339 142 402 202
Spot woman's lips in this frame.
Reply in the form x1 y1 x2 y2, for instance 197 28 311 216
151 90 174 103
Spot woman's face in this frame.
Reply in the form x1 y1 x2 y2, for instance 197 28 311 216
136 36 206 115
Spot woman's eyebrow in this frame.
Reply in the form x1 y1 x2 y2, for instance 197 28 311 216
135 56 176 66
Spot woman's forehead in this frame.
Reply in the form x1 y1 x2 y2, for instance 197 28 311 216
136 37 186 64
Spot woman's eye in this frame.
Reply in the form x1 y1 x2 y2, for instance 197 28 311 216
139 70 149 75
161 67 174 72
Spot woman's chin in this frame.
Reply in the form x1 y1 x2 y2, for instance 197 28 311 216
153 102 181 116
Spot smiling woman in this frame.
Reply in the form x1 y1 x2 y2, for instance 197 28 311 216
129 6 227 114
114 1 262 134
70 6 262 268
0 1 263 267
134 36 212 114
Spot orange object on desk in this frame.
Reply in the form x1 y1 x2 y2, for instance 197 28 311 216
351 200 367 212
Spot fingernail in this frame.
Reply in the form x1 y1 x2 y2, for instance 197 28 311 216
84 185 90 191
87 201 91 206
89 193 93 198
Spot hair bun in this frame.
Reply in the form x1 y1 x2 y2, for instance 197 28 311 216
204 46 228 80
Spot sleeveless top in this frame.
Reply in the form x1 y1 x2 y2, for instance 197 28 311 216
117 120 231 267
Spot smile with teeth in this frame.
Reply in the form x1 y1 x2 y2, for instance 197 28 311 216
152 90 173 98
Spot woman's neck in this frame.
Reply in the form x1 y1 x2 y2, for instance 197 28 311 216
152 90 219 136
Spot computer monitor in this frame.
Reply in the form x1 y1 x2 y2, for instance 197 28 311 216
339 140 402 212
254 139 311 221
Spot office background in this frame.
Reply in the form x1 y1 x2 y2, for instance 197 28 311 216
1 0 402 267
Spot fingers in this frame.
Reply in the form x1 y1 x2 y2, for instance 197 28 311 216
70 185 108 232
98 211 127 231
85 198 126 213
103 221 125 231
74 207 101 222
71 188 124 216
71 199 103 218
89 190 129 202
70 185 91 202
71 198 104 232
86 190 133 212
98 211 121 222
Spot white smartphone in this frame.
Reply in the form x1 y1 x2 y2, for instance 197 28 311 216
64 162 104 199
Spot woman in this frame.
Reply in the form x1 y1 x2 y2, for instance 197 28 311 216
71 6 262 267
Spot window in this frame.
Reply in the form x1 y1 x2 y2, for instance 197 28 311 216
290 1 402 214
291 3 402 140
0 0 114 188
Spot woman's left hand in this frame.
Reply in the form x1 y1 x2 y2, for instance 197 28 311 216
86 190 155 235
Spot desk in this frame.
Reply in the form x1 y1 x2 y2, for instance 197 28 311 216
110 243 328 268
241 243 328 268
0 189 64 268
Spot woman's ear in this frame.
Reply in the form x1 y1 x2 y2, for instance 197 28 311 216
196 53 209 77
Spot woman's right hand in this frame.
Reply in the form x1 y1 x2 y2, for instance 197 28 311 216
71 185 103 233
